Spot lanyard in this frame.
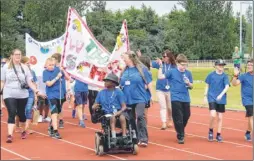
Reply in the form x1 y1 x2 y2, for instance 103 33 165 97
164 63 170 86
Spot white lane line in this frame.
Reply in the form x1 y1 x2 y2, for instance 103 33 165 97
1 121 127 160
1 147 31 160
64 121 223 160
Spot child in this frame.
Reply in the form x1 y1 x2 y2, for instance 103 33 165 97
43 58 65 139
74 79 88 127
232 59 253 142
204 59 230 142
93 73 127 146
158 54 193 144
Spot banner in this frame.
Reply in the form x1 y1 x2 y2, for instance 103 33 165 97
62 8 112 87
107 19 129 77
25 33 66 76
62 8 129 88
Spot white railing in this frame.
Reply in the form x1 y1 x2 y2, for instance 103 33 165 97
188 59 248 67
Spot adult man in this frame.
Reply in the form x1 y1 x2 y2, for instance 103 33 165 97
232 46 243 70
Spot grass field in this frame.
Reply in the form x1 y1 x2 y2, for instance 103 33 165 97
150 67 244 110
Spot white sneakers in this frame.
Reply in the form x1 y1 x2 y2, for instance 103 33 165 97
38 115 51 123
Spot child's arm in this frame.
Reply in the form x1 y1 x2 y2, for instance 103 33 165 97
45 72 62 87
114 103 127 116
216 85 229 101
204 84 209 104
231 67 241 86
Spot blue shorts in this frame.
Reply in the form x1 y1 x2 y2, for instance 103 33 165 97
75 91 88 105
25 97 34 119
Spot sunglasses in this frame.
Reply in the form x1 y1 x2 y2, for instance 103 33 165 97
162 55 168 58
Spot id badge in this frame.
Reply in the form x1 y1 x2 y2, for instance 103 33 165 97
125 80 131 86
165 85 170 90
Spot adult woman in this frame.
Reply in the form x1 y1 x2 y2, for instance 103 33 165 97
1 49 45 143
152 50 176 129
120 51 152 147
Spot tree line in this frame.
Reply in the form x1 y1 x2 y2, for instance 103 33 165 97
1 0 252 60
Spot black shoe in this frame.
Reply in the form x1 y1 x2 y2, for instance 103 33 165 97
111 138 117 147
59 120 64 129
52 131 62 139
48 126 54 137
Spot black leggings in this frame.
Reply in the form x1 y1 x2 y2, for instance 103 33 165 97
4 98 28 124
88 90 98 117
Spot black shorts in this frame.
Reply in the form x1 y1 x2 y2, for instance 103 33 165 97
209 102 225 113
37 97 49 107
48 99 63 114
145 101 151 109
245 105 253 117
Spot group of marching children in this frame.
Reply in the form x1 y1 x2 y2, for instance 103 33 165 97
1 48 253 145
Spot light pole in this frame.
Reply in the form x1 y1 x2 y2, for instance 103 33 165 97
240 1 253 57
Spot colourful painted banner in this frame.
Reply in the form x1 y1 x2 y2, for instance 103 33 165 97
62 8 111 87
25 33 66 76
107 19 129 77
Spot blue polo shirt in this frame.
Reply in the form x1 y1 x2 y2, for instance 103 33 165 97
120 66 152 105
205 71 230 104
74 79 88 93
165 68 193 102
152 61 175 92
239 72 253 106
95 88 126 114
43 67 65 100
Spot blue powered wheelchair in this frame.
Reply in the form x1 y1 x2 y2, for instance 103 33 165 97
92 107 139 156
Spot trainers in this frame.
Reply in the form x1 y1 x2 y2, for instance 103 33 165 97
52 131 62 139
21 131 27 139
79 120 86 128
72 110 76 118
6 135 13 143
245 133 252 142
111 138 117 147
38 115 43 123
161 123 167 130
48 126 54 137
178 138 184 144
59 120 64 129
44 117 51 122
208 131 213 141
216 135 223 142
140 142 148 147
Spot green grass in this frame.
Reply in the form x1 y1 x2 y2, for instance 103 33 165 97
150 67 244 110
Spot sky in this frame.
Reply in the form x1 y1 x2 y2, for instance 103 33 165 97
106 1 253 17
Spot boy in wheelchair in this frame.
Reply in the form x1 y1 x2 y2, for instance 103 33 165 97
92 73 128 147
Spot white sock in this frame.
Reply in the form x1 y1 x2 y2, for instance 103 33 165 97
112 131 116 138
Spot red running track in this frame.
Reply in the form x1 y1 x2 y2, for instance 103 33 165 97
1 103 253 160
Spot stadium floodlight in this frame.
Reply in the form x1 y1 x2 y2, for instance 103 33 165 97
240 1 253 57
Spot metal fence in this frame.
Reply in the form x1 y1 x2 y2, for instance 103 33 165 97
188 59 248 68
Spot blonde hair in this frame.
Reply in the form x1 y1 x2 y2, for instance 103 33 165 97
45 57 55 67
176 54 188 64
122 51 147 83
8 49 22 69
21 56 29 64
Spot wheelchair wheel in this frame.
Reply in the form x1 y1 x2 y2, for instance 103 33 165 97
95 133 100 155
98 145 104 156
132 144 139 155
